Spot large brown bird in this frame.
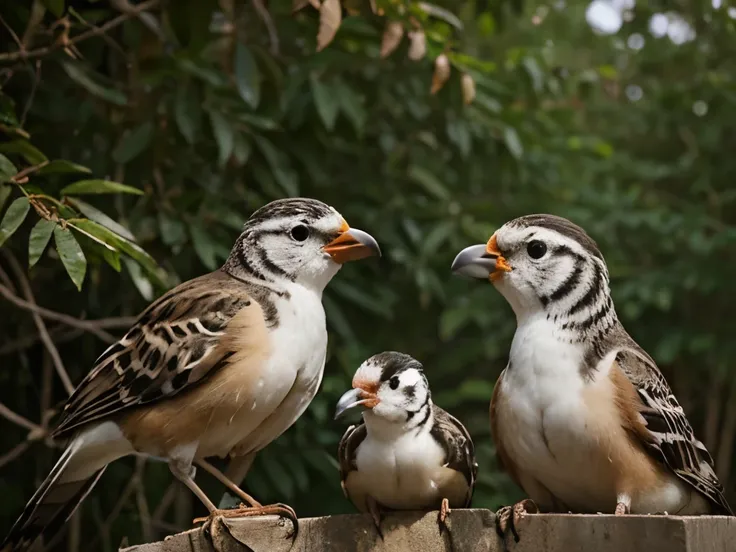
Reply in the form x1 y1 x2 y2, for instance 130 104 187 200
3 197 380 551
452 214 732 535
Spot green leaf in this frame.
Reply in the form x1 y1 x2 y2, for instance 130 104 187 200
417 2 464 30
0 92 18 127
102 248 121 272
65 198 136 241
209 110 234 167
234 42 261 109
53 225 86 290
310 75 339 130
61 180 143 196
503 126 523 159
254 137 298 196
189 223 218 270
407 164 450 200
61 61 127 106
175 84 201 145
0 154 18 183
123 257 153 301
113 122 154 164
69 219 162 284
0 140 48 165
42 0 65 17
158 213 187 246
0 185 11 211
0 196 30 247
36 160 92 176
335 81 366 135
28 219 57 267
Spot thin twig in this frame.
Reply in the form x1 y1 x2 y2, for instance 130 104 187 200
0 325 83 356
0 440 32 469
0 0 161 62
134 457 153 542
0 15 24 52
0 402 44 434
4 252 74 395
152 481 178 522
251 0 280 56
0 282 133 343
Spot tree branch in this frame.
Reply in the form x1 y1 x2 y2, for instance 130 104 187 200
0 0 161 62
4 252 74 395
0 402 44 434
0 281 134 343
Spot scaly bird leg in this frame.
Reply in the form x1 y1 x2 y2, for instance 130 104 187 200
495 498 538 543
615 493 631 516
195 458 261 508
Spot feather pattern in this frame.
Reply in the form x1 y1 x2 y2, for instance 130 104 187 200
430 407 478 502
613 335 733 514
52 271 263 438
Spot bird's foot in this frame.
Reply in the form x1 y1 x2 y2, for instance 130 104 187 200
495 499 538 543
194 502 299 538
438 498 451 534
614 502 629 516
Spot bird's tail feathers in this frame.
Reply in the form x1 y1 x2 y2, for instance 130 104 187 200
2 436 107 552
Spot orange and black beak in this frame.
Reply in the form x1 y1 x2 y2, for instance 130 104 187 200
323 221 381 264
451 235 512 282
334 382 380 419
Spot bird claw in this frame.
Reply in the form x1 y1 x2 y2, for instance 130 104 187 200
495 499 538 543
366 497 384 540
438 498 451 534
614 502 629 516
194 502 299 539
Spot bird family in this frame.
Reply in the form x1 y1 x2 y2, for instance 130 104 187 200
3 198 732 551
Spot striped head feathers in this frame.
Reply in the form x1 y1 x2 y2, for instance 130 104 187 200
452 214 616 336
335 352 431 428
223 198 380 292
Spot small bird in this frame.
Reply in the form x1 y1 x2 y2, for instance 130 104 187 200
3 198 380 551
335 352 477 534
451 214 732 537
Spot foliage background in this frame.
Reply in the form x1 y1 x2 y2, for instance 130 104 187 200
2 0 736 549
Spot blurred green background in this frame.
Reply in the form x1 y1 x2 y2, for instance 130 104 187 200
2 0 736 549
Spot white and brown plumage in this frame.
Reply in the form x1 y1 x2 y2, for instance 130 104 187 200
452 214 732 526
335 352 477 532
2 198 380 551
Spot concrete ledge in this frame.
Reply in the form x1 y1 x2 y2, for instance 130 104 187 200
120 509 736 552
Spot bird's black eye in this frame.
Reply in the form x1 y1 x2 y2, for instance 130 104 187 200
389 376 400 390
527 240 547 259
290 225 310 242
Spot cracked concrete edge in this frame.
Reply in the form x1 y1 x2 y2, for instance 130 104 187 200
120 510 736 552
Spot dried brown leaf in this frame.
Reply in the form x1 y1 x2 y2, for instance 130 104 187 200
380 21 404 58
317 0 342 52
461 73 476 104
431 54 451 94
407 30 426 61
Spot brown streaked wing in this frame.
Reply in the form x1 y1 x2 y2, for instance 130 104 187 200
615 347 733 515
430 405 478 506
52 271 256 438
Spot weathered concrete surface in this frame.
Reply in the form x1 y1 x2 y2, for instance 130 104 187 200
121 510 736 552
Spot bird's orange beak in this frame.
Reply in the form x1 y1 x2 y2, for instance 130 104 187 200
323 221 381 264
486 235 512 282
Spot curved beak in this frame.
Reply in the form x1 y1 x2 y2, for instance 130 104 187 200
323 225 381 264
451 236 512 281
334 387 379 420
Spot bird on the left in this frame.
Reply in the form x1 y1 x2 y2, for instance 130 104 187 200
2 197 380 552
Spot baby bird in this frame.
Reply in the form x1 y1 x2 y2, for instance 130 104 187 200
335 352 477 534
